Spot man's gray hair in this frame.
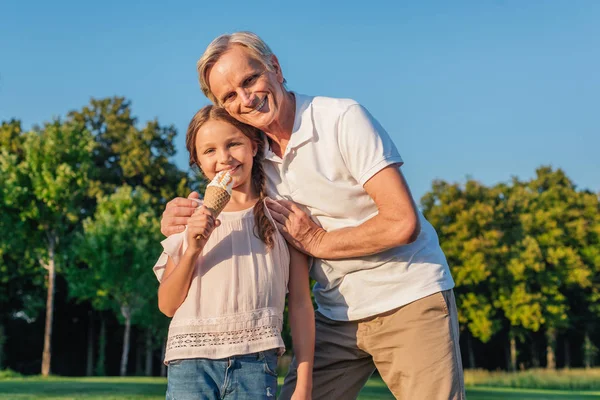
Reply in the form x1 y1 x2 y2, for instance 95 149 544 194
197 31 283 105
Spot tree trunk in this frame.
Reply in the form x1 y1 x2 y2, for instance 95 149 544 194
135 332 143 376
96 314 106 376
467 332 476 369
509 330 517 372
584 330 593 369
41 235 56 377
145 329 153 376
160 339 167 377
86 311 94 376
546 328 556 370
120 305 132 377
564 336 571 369
504 341 510 371
0 322 6 370
531 338 540 368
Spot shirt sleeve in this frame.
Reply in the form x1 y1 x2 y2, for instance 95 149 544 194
152 230 188 282
337 103 404 186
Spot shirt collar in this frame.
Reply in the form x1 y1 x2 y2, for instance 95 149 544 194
262 92 315 163
288 92 315 150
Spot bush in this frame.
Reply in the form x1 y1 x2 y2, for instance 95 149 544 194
0 369 23 380
464 368 600 390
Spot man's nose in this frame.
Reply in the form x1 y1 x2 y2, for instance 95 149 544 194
238 89 255 107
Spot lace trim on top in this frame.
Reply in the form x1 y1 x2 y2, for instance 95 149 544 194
164 307 285 362
166 324 281 352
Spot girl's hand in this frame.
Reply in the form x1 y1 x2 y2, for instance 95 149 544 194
186 205 219 253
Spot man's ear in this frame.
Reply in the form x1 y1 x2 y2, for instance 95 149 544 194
270 54 284 84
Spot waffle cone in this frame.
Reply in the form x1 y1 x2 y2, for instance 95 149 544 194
203 186 231 218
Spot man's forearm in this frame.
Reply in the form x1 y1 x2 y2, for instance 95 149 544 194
311 212 420 259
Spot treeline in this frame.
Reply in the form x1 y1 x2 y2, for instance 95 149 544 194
422 170 600 370
0 97 598 376
0 97 198 376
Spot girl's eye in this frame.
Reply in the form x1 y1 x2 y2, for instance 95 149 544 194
203 149 215 154
228 142 241 148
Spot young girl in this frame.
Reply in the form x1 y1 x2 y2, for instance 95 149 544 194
153 106 315 400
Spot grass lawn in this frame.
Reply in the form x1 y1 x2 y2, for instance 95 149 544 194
1 376 600 399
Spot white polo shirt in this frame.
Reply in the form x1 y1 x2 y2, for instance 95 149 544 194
263 93 455 321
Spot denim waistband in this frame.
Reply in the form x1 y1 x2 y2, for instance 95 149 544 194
232 349 279 361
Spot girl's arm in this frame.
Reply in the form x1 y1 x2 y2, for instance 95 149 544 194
157 250 200 317
287 244 315 398
158 205 217 317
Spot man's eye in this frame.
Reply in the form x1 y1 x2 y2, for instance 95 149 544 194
223 93 235 103
244 75 258 86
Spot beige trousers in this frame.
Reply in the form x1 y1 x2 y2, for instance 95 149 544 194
279 290 465 400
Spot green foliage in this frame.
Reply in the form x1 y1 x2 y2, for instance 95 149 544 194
1 120 95 244
0 98 199 375
1 119 95 289
421 179 503 343
421 166 600 368
67 97 193 208
69 185 162 322
0 369 22 380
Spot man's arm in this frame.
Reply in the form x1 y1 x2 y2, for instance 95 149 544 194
267 165 420 259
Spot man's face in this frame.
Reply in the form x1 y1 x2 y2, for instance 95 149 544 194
208 45 286 131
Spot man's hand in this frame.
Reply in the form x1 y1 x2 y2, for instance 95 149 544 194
291 388 312 400
265 198 325 257
161 192 201 237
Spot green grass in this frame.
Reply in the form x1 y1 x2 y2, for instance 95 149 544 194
0 376 599 399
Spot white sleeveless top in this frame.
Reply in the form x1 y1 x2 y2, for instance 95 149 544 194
153 201 290 363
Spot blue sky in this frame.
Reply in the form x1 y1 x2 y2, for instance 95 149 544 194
1 1 598 202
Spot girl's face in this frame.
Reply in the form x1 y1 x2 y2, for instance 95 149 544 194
195 119 257 193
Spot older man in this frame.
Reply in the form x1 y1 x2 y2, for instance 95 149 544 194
162 31 464 399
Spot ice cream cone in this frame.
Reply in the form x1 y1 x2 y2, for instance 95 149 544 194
203 186 231 218
195 170 233 240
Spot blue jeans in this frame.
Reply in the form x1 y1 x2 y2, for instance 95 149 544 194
166 350 279 400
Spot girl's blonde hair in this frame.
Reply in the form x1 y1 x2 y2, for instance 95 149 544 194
185 105 274 249
197 31 285 105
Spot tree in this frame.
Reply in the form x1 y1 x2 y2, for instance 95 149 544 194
70 185 162 376
0 120 46 369
421 179 503 368
135 292 169 376
520 168 591 369
66 97 192 207
0 120 94 376
576 189 600 368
